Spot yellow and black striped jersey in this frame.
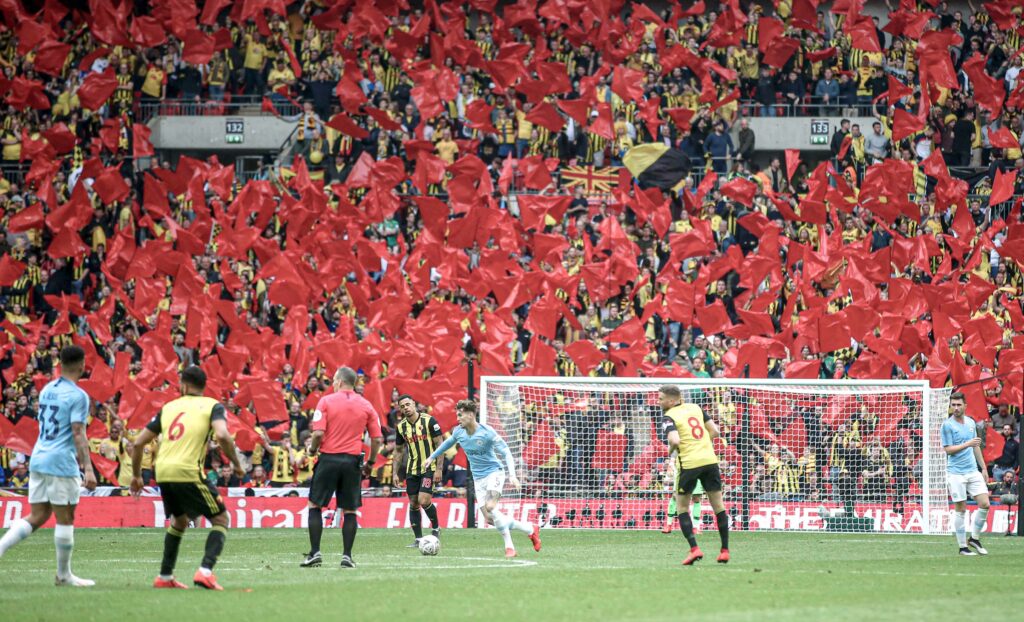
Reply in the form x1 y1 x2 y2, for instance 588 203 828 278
396 413 443 475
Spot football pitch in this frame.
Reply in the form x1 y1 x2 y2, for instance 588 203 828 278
2 528 1018 621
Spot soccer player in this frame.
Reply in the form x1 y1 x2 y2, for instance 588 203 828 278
659 385 730 565
393 394 444 547
302 366 383 569
427 400 541 558
940 392 991 556
0 345 98 586
129 366 245 590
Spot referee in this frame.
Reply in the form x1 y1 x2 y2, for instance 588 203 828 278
302 367 383 569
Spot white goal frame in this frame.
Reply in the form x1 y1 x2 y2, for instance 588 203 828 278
480 376 952 535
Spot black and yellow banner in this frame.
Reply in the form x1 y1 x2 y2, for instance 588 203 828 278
623 143 691 190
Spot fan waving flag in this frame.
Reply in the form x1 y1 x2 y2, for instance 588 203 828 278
623 143 691 190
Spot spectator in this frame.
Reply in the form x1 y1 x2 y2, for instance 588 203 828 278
952 109 977 167
864 121 890 163
781 70 806 116
990 405 1016 433
831 119 851 158
991 424 1019 482
815 68 840 116
755 67 777 117
735 118 755 162
704 121 734 174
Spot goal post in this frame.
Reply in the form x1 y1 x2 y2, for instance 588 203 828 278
479 376 953 534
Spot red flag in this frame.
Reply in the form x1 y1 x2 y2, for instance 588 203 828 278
77 68 119 110
565 340 606 375
9 417 39 455
785 149 801 182
664 108 695 131
695 300 732 336
557 98 591 125
818 314 852 352
91 452 119 484
522 336 557 376
962 54 1004 115
182 29 215 65
720 177 757 206
847 18 881 52
33 40 71 77
611 66 646 103
94 167 131 203
523 421 559 467
325 113 370 139
8 203 45 232
785 360 820 379
0 255 26 286
133 124 154 158
989 126 1019 149
762 37 800 68
990 168 1017 206
524 101 565 133
591 430 628 470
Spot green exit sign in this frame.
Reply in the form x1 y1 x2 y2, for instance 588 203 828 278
226 134 244 144
810 135 827 145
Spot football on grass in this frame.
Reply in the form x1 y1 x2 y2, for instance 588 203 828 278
418 535 440 556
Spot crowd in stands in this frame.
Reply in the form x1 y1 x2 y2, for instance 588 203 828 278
0 0 1021 510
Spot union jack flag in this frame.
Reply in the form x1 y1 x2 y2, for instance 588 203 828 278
559 166 623 195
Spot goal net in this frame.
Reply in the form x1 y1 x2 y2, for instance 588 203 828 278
480 377 953 534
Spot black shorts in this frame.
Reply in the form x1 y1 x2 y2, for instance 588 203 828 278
309 453 362 511
405 472 434 498
676 463 723 495
160 481 226 520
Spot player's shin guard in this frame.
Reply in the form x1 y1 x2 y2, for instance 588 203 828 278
0 518 33 557
715 510 729 550
409 505 423 539
161 526 185 577
972 508 989 540
954 511 967 548
677 513 698 548
308 508 323 555
200 525 227 571
422 502 439 529
54 525 74 579
342 513 357 557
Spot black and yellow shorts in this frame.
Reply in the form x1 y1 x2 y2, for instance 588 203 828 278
159 480 226 520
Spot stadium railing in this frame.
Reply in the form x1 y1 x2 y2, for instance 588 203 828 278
137 95 301 123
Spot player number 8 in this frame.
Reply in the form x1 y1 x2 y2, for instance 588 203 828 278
167 413 186 441
687 417 704 440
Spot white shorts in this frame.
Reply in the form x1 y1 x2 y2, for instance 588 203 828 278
947 471 987 503
28 472 82 506
473 471 506 502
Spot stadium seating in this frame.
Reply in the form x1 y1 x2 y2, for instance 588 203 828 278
0 0 1020 503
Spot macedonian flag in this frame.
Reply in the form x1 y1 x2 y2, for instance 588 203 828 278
623 143 691 190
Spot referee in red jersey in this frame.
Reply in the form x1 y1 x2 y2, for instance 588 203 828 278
301 367 383 569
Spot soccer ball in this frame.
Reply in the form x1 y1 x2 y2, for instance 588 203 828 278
418 535 440 556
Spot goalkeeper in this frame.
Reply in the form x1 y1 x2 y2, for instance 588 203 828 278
661 451 705 535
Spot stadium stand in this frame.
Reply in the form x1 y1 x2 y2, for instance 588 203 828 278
0 0 1020 508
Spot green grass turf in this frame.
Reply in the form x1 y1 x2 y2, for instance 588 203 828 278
1 528 1019 621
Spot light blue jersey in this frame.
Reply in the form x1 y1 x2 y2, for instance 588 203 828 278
32 377 89 477
940 416 980 475
428 423 515 479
